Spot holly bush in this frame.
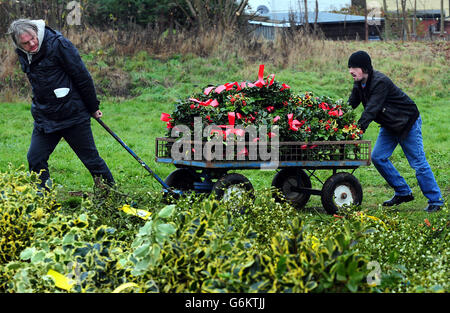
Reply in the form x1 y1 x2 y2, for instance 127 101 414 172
1 167 448 293
1 167 374 293
162 65 363 143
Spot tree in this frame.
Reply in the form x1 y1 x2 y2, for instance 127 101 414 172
383 0 390 40
440 0 445 37
82 0 185 29
364 0 368 41
174 0 249 31
400 0 407 41
314 0 319 37
303 0 310 34
412 0 417 39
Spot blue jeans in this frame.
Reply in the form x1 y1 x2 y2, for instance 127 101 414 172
371 116 443 206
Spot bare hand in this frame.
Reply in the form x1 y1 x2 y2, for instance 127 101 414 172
92 110 103 119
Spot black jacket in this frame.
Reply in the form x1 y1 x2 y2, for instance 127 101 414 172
348 70 419 139
17 26 100 133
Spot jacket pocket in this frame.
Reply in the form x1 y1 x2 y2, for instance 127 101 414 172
377 106 408 133
34 89 83 121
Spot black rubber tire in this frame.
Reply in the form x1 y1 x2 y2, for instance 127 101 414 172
271 168 312 209
164 168 201 192
212 173 254 200
321 172 363 214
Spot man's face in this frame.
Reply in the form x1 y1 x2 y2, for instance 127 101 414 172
19 30 39 53
349 67 366 82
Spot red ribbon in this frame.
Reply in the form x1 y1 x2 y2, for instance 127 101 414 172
228 112 235 126
256 64 265 85
214 85 226 94
189 98 219 108
328 108 343 116
280 83 290 91
204 86 214 95
226 128 245 137
202 65 276 100
161 113 174 129
237 147 248 156
226 82 242 91
319 102 330 110
213 112 246 140
254 64 275 88
287 113 303 131
160 113 172 122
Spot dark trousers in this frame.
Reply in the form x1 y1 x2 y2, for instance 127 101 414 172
27 120 115 189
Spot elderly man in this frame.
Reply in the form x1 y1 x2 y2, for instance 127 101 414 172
347 50 443 213
8 19 114 191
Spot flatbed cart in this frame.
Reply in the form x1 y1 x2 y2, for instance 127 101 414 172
156 138 371 214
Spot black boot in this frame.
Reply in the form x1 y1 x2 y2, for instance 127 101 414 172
382 194 414 206
423 204 442 213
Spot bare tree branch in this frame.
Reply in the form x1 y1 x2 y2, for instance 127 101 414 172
185 0 197 17
304 0 309 33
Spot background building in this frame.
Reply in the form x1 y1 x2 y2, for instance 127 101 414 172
249 10 383 40
351 0 449 39
247 0 352 14
360 0 449 13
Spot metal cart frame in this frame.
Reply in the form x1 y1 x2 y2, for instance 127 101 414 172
156 137 371 214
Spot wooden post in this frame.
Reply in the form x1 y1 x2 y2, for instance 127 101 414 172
365 0 368 41
441 0 445 37
304 0 310 34
401 0 407 41
412 0 417 40
383 0 390 40
314 0 319 37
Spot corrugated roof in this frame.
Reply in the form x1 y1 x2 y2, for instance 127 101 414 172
252 11 383 25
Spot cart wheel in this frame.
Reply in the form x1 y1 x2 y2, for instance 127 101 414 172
213 173 254 203
271 168 312 209
321 172 363 214
164 168 201 192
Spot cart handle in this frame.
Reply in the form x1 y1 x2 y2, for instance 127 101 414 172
95 117 182 196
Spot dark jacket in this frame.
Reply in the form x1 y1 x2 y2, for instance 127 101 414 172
348 70 419 139
17 26 100 133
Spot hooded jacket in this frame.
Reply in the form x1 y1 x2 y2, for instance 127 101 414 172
348 70 420 139
15 21 100 133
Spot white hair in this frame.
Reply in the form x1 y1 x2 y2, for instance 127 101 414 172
7 19 38 46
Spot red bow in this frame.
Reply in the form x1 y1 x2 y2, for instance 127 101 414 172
254 64 275 88
280 83 290 91
328 108 343 116
189 98 219 108
287 113 304 131
160 113 173 129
